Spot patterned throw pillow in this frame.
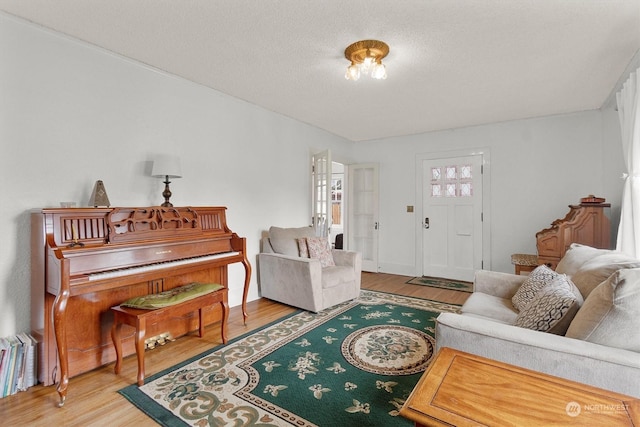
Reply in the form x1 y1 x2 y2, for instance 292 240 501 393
512 265 559 312
306 237 335 267
514 276 582 335
297 238 309 258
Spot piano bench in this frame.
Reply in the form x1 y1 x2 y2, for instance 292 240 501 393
110 286 229 386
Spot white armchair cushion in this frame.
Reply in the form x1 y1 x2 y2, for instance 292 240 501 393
268 226 315 256
322 266 355 289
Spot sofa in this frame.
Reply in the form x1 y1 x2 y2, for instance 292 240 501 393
436 243 640 397
257 226 362 312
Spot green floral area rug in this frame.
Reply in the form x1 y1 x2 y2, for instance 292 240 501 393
119 290 460 426
405 276 473 293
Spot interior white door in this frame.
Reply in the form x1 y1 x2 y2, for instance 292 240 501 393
312 150 332 236
348 163 379 272
422 155 483 281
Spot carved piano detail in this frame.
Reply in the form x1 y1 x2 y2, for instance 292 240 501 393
31 206 251 407
536 199 611 270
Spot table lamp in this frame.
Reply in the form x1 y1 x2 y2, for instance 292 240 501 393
151 155 182 207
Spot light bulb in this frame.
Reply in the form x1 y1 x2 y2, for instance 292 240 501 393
361 56 374 75
372 63 387 80
345 63 360 81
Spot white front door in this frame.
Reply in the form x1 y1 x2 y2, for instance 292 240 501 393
312 150 332 236
422 155 483 281
347 163 379 272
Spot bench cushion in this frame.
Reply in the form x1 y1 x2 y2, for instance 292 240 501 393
121 282 224 309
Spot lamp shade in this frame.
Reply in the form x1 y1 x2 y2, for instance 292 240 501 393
151 155 182 178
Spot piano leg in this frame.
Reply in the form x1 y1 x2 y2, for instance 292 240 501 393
52 289 70 407
135 318 147 386
111 322 124 376
241 257 252 325
221 299 229 344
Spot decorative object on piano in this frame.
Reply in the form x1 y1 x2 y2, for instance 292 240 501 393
89 180 111 207
59 202 76 208
30 206 251 407
151 155 182 207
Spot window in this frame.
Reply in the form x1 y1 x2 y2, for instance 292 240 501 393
431 164 473 197
331 176 342 225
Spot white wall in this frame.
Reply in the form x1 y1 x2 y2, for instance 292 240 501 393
353 110 623 275
0 14 355 337
0 13 629 339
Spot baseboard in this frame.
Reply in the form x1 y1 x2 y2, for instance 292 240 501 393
375 263 416 277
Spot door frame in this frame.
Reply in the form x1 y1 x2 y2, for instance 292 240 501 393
414 148 492 277
346 162 379 272
312 150 332 236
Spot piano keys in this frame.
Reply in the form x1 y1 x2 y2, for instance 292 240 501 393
31 206 251 407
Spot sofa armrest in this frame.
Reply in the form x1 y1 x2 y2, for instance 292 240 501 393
436 312 640 397
257 253 323 312
473 270 527 299
332 249 359 267
260 237 274 253
332 249 362 289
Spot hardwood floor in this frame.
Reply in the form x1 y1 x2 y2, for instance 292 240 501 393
0 272 469 426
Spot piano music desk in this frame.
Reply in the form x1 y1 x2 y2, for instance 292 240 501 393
111 287 229 386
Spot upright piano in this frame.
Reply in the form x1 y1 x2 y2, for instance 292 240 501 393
31 206 251 406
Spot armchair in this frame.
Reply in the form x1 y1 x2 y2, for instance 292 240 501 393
257 226 362 312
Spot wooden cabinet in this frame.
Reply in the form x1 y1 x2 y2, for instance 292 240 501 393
536 202 611 270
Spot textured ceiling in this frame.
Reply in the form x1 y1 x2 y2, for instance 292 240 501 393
1 1 639 141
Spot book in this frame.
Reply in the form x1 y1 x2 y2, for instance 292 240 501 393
3 336 20 397
0 338 9 397
0 334 38 398
17 333 37 390
9 335 24 395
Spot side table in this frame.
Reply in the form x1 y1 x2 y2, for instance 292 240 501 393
400 347 639 426
510 253 538 275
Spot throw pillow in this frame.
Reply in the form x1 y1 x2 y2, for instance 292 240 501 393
297 238 310 258
121 283 224 309
514 275 583 335
555 243 609 276
565 268 640 352
570 252 640 298
306 237 335 267
512 264 559 312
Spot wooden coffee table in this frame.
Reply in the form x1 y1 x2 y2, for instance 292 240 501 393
400 347 639 426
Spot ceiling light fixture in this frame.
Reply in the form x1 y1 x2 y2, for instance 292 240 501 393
344 39 389 81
